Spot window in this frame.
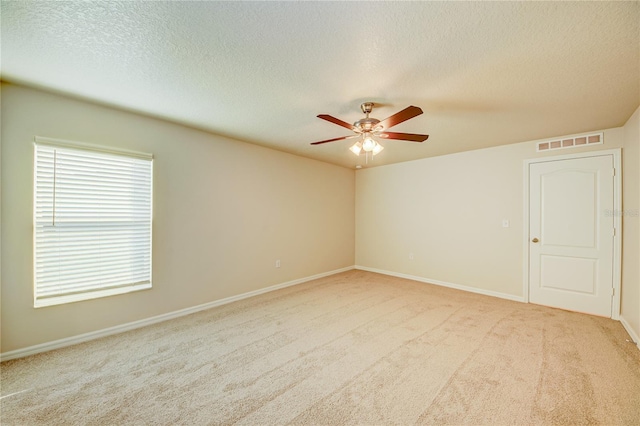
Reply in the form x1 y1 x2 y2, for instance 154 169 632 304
34 138 153 307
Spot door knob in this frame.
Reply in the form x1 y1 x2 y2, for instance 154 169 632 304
532 238 539 243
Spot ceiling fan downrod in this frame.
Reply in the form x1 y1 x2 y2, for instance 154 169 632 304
355 102 380 133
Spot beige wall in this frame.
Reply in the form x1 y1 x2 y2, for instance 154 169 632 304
621 106 640 340
356 127 625 299
2 81 637 355
0 83 355 353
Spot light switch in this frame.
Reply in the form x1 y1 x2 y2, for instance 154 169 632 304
502 219 510 228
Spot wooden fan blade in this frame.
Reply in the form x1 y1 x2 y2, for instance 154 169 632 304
377 106 423 130
317 114 357 131
378 132 429 142
310 135 358 145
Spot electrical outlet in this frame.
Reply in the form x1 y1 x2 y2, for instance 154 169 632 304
409 253 414 261
275 259 281 268
502 219 510 228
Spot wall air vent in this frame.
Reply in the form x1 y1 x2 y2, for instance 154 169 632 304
536 132 603 152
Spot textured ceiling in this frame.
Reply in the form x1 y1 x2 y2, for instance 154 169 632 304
1 1 638 168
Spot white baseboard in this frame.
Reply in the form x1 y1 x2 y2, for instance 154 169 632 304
355 265 525 303
0 266 355 362
619 315 640 351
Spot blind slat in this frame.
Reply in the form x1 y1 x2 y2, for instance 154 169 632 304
37 279 151 298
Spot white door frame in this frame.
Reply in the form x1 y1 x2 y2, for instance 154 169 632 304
522 148 622 319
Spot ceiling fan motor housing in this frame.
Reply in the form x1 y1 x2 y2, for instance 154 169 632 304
354 117 381 132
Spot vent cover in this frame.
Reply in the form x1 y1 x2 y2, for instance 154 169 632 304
537 132 603 152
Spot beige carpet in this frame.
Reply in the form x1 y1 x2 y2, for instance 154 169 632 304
2 270 640 425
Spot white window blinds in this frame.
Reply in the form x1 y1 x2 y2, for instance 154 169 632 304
34 140 153 306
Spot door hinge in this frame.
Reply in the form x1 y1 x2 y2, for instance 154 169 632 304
611 287 615 296
613 228 616 237
612 168 616 176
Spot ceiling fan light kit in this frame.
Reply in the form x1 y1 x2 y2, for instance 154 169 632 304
310 102 428 163
361 134 377 151
349 142 362 155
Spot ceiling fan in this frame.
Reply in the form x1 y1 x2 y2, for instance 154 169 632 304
310 102 429 156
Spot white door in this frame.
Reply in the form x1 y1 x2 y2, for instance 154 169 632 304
529 155 614 317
